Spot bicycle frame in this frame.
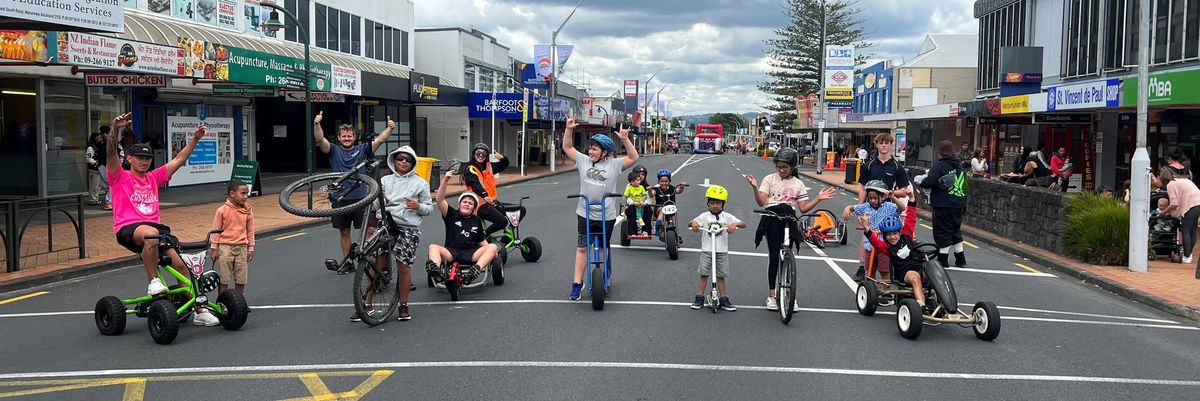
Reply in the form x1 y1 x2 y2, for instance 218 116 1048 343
121 265 198 316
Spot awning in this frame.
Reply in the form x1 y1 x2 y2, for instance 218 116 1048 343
863 103 955 122
111 11 440 85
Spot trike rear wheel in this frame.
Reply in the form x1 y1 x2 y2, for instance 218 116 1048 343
95 296 127 336
147 299 179 345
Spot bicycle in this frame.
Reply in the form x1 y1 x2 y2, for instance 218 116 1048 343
753 208 803 325
568 193 623 311
94 230 249 345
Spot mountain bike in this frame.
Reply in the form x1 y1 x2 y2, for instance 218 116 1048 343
754 208 802 325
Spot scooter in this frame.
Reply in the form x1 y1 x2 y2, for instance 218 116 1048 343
698 223 728 313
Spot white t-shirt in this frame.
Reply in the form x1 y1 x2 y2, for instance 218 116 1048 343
758 173 810 211
574 152 627 221
693 211 742 253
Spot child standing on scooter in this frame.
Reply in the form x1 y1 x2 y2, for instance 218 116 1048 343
842 180 906 284
688 185 746 311
623 171 653 235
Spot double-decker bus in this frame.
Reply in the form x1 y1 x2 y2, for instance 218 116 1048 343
692 124 724 154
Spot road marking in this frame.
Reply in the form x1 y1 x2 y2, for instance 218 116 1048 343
121 378 145 401
803 239 859 293
0 371 393 400
0 291 48 305
275 232 307 241
965 304 1181 325
1 362 1198 387
964 240 980 249
919 223 933 230
612 244 860 264
0 377 139 398
296 373 334 400
1013 263 1042 274
946 266 1055 277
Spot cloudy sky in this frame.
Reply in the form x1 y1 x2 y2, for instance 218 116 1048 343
414 0 977 116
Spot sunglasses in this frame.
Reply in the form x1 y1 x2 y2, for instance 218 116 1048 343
395 156 415 164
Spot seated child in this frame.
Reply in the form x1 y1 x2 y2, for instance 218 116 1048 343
1152 197 1174 231
866 216 930 313
843 180 906 283
624 171 653 235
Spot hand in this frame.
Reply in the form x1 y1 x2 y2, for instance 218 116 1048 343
192 123 207 141
404 198 419 209
745 175 758 188
617 124 631 140
314 111 324 125
727 225 738 234
386 115 396 129
858 215 870 226
484 196 496 204
690 225 699 232
565 117 579 130
817 187 836 201
842 211 851 220
247 250 254 262
209 249 218 262
111 112 132 128
493 151 504 159
892 187 907 198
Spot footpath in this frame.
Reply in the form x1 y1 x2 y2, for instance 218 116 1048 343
0 161 577 295
800 169 1200 322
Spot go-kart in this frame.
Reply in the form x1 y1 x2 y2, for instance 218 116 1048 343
485 196 542 265
620 186 688 260
94 230 249 344
854 242 1001 341
798 209 847 248
426 253 505 301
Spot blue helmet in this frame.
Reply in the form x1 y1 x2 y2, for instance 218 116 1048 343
590 134 614 153
878 216 902 234
657 169 671 179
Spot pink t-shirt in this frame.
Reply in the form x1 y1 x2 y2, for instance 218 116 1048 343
108 166 170 232
1166 178 1200 219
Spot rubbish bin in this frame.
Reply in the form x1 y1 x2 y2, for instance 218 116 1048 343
415 157 439 187
844 158 862 184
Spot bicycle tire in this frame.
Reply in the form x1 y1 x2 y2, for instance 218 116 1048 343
279 172 380 218
778 250 796 324
590 264 605 310
352 258 400 326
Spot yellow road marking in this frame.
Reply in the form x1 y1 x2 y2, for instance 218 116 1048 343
281 371 394 401
0 378 137 398
296 373 335 401
122 379 146 401
275 232 307 241
344 370 393 401
0 370 394 400
0 291 48 305
0 371 388 387
1014 263 1042 274
964 241 980 249
919 223 933 230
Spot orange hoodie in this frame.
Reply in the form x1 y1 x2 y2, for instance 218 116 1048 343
211 200 255 251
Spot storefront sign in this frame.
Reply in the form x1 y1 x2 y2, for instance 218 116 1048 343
212 84 275 96
85 73 166 87
1000 95 1030 114
231 160 261 196
469 92 523 119
283 91 344 102
0 30 49 62
0 0 124 32
1047 78 1120 111
1004 72 1042 83
330 64 360 95
55 32 179 75
824 45 855 103
410 71 439 101
167 116 235 186
1121 69 1200 107
226 45 331 91
1034 113 1092 124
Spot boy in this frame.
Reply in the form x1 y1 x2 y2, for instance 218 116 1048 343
648 169 687 235
1152 197 1174 232
866 216 930 313
858 133 909 204
843 180 906 283
688 185 745 311
624 171 652 235
210 179 255 296
426 172 499 285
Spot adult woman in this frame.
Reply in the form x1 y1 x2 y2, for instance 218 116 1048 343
1000 153 1038 185
462 142 523 237
918 141 969 267
745 148 835 311
1166 149 1193 181
1161 171 1200 264
969 149 989 178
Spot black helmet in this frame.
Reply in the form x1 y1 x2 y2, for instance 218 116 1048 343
472 143 490 155
773 148 799 166
633 165 647 175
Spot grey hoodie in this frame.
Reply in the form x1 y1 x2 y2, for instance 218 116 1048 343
380 146 433 227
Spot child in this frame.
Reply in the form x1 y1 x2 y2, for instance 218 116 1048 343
624 171 652 235
866 216 931 313
688 185 745 311
648 169 687 233
843 179 906 283
210 179 255 296
1152 197 1174 231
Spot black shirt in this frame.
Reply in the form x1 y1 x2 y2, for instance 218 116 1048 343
862 157 909 190
650 184 677 205
443 209 485 250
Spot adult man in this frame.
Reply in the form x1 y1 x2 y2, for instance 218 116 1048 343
857 133 909 203
313 111 395 268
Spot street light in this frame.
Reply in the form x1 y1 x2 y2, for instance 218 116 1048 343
653 85 668 152
260 1 313 206
550 0 586 173
643 66 670 153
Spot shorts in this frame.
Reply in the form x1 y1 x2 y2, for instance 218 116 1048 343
576 215 617 248
870 248 891 274
894 261 923 283
449 246 480 265
216 244 249 285
116 222 172 254
698 252 729 278
331 199 366 230
390 226 420 266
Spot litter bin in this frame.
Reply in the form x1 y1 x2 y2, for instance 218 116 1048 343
415 157 439 187
844 158 862 184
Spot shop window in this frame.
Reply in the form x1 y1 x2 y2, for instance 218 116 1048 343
339 11 351 54
351 15 361 55
315 3 327 50
44 80 87 196
0 78 38 197
465 65 476 91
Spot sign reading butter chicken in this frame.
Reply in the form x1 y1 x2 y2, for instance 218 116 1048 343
411 71 439 101
86 74 167 87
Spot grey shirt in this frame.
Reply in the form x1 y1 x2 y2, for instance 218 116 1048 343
574 152 626 221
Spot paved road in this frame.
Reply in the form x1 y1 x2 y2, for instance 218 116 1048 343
2 154 1198 400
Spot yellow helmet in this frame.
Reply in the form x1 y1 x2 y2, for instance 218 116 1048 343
705 185 729 202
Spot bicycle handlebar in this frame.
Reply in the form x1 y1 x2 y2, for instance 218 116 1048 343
145 230 224 252
567 193 623 202
753 208 801 221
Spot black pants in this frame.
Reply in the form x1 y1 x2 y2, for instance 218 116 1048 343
765 221 785 290
624 205 653 234
931 206 964 249
1181 206 1200 258
478 203 516 237
1058 176 1069 192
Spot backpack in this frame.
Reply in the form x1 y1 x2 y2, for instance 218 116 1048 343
938 162 967 197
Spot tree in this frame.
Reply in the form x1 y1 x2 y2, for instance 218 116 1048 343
669 116 681 130
708 113 747 136
758 0 872 132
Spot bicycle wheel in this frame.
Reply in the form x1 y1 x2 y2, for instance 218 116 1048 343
352 258 400 326
279 172 380 218
778 250 796 324
590 263 605 310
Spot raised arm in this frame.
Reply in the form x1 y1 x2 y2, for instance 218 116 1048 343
166 124 207 177
370 115 396 152
435 171 452 216
313 111 331 153
618 124 639 170
745 175 768 206
563 117 579 161
106 113 131 176
797 187 837 213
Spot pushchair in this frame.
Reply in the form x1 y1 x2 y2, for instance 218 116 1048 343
1148 191 1184 263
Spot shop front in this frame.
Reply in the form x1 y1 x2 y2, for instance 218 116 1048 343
1116 68 1200 186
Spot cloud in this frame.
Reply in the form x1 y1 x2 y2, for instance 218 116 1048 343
413 0 978 115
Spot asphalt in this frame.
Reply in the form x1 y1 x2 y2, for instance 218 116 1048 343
1 154 1198 400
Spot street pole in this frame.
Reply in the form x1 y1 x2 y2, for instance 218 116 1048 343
260 1 311 206
522 88 529 176
490 86 496 158
654 85 667 154
1129 0 1152 272
816 0 827 174
643 67 670 155
549 0 585 173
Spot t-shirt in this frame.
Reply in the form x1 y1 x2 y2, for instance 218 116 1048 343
574 152 626 221
758 173 810 211
852 201 900 251
109 165 170 233
443 208 485 250
862 157 909 190
651 184 677 205
693 211 742 253
1166 178 1200 219
624 184 648 204
328 143 372 201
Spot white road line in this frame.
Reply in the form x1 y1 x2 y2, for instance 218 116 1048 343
611 244 859 263
945 267 1056 278
2 361 1199 386
961 304 1181 325
804 240 859 292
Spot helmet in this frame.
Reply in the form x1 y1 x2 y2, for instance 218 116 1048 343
472 143 490 154
877 215 902 234
590 134 614 153
864 179 889 195
656 169 672 179
773 148 799 166
458 192 480 207
633 165 648 175
705 185 729 202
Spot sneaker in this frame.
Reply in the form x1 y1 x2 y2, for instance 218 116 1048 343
349 313 362 323
765 296 779 311
425 261 444 282
792 301 801 313
462 264 482 282
192 308 220 326
1184 255 1194 264
690 295 704 309
569 282 583 300
397 304 411 321
853 266 866 281
719 297 737 311
147 278 168 295
922 303 936 315
878 299 895 307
